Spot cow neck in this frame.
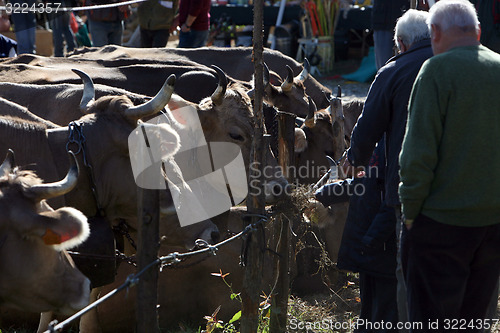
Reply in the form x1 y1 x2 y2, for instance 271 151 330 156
46 123 104 218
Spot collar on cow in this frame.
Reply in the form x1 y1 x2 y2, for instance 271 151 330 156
66 121 105 217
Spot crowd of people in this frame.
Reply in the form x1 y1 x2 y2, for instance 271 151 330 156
0 0 212 56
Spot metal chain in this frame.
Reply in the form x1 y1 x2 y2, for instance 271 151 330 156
113 220 138 251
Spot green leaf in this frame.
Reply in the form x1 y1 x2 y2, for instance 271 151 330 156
228 311 241 324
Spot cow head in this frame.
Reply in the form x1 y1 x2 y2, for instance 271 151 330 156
167 65 289 203
248 61 310 118
73 70 221 249
294 98 336 184
0 150 91 315
71 72 179 221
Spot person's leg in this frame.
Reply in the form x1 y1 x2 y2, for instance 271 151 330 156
373 30 395 70
50 14 64 57
356 272 374 333
88 20 109 47
177 30 193 48
61 12 76 53
394 208 409 331
190 30 209 48
11 12 36 54
107 21 123 46
372 276 399 332
460 223 500 328
140 28 153 48
406 215 499 331
151 29 170 47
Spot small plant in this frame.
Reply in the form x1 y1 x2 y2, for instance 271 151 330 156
202 269 273 333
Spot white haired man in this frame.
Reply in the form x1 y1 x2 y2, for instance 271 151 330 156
339 9 433 329
399 0 500 330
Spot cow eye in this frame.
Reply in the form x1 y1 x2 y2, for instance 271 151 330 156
229 132 245 142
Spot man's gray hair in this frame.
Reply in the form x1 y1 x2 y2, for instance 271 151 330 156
427 0 480 33
394 9 431 50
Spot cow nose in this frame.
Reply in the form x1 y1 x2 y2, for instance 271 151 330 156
273 183 283 196
211 230 220 244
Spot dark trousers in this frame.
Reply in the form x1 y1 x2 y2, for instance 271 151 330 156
406 214 500 332
140 28 170 48
357 272 399 332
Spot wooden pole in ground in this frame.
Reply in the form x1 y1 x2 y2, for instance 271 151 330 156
241 0 265 331
269 111 296 333
136 188 160 332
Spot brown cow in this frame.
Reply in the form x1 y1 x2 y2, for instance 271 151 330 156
0 150 91 315
0 52 312 118
0 67 288 203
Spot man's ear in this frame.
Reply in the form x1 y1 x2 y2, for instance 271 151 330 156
431 24 441 42
477 24 482 41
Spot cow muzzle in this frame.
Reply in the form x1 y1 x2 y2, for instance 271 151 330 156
60 277 91 316
264 180 291 203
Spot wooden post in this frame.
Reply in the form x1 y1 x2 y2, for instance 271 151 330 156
136 187 160 333
241 0 265 331
269 111 296 333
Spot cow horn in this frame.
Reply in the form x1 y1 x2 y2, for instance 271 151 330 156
281 65 294 93
304 97 317 128
296 58 310 82
210 65 227 106
326 155 337 170
72 69 95 113
126 74 176 119
263 63 270 88
0 149 15 178
337 85 342 98
29 152 79 201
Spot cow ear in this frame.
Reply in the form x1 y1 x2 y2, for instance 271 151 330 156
294 128 308 153
167 94 195 126
269 71 282 86
36 207 90 250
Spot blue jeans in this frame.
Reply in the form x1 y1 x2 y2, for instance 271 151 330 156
178 29 209 48
11 0 36 54
49 12 75 57
88 20 123 47
373 30 395 70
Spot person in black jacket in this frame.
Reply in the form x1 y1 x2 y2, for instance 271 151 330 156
340 9 433 329
316 141 399 332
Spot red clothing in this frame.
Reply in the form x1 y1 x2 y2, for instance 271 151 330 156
178 0 211 31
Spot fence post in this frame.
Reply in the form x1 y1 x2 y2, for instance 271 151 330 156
269 111 296 333
136 187 160 333
241 0 265 331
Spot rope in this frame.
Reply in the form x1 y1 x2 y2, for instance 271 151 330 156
44 215 268 333
0 0 146 13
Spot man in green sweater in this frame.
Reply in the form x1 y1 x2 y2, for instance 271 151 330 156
399 0 500 330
